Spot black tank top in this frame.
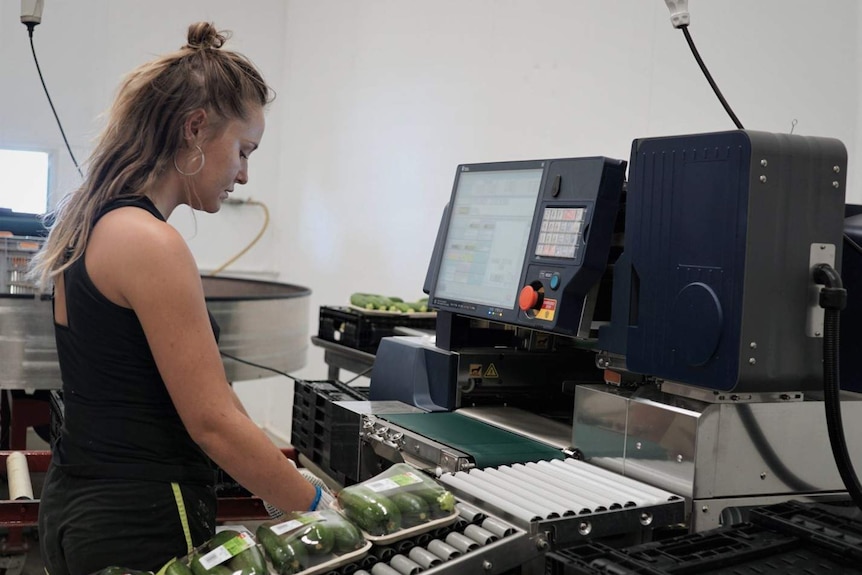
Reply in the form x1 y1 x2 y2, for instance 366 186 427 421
54 196 216 484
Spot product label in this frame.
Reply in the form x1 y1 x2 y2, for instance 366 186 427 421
199 532 254 569
270 519 303 536
271 513 324 535
365 471 424 492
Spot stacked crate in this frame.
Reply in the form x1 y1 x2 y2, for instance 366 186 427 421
291 379 367 486
0 236 43 294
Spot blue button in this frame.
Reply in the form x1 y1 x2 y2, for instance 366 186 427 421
549 274 560 290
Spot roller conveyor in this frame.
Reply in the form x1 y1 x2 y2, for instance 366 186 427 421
357 468 684 575
439 458 686 548
354 500 537 575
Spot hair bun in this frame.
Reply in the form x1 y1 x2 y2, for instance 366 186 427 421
186 22 230 50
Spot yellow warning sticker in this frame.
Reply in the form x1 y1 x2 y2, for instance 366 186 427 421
484 364 499 378
469 364 483 377
536 299 557 321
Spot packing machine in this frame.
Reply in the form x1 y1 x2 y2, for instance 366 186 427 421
300 129 862 573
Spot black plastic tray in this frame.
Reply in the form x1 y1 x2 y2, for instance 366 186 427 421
291 380 367 485
546 501 862 574
318 306 436 353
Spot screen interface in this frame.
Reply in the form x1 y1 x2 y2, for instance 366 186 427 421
435 168 544 309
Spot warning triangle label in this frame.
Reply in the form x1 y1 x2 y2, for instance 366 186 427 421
484 363 499 378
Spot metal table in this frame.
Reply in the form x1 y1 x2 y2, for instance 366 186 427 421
311 336 376 381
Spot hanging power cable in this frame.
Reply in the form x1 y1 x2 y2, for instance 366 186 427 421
22 1 84 179
210 198 270 276
663 0 744 129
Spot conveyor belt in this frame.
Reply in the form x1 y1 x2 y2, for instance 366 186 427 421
380 412 564 468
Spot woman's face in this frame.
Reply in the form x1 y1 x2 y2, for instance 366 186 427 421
188 105 266 213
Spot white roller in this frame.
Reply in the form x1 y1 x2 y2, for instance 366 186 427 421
439 473 542 523
526 461 634 507
484 467 581 516
6 452 33 500
464 469 562 519
557 459 679 502
510 463 610 509
499 464 602 513
538 460 640 502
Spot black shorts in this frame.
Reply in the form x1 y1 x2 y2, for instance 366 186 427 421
39 463 216 575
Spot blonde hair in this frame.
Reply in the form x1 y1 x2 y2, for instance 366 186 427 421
30 22 274 289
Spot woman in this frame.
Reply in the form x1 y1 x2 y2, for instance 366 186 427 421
31 22 325 574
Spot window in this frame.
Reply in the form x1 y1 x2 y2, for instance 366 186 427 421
0 149 49 214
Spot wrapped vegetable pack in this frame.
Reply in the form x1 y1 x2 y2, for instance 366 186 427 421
165 528 266 575
92 568 152 575
256 509 369 575
335 463 457 542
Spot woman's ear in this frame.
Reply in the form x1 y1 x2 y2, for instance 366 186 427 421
183 108 209 142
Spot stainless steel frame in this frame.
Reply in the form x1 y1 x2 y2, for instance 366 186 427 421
574 383 862 530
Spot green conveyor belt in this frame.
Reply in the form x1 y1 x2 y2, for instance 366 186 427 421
381 412 564 468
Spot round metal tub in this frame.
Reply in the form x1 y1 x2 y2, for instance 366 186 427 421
0 277 311 390
202 276 311 382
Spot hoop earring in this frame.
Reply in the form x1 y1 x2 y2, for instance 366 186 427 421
174 144 206 176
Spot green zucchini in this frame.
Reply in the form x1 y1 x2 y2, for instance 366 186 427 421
98 568 151 575
256 524 307 575
281 540 309 575
337 488 401 535
228 543 266 575
209 529 240 547
256 524 289 571
189 553 233 575
412 487 457 518
295 522 334 555
191 529 258 575
389 491 431 527
327 515 365 552
164 561 194 575
199 529 266 575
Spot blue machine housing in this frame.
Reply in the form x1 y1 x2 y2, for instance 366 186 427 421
599 130 847 393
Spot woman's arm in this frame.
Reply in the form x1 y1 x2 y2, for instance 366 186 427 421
88 210 316 512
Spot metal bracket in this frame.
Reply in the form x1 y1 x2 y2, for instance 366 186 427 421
806 243 836 338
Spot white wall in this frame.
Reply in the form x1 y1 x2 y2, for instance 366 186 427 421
273 0 861 437
1 0 859 439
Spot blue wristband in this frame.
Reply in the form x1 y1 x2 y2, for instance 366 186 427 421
308 485 322 511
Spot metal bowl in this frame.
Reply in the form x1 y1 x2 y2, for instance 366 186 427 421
0 276 311 390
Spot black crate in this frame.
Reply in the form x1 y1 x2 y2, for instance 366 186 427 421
546 502 862 574
291 379 367 485
749 500 862 561
318 306 436 353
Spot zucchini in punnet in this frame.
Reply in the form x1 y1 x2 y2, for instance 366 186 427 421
337 487 402 535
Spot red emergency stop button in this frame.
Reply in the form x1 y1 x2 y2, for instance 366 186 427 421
519 285 540 311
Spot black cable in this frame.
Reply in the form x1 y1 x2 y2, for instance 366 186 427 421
219 350 300 383
813 263 862 511
737 404 817 493
341 366 374 385
219 350 372 389
844 233 862 257
680 25 744 130
27 25 84 179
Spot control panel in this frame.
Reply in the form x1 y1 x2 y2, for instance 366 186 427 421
428 157 626 337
